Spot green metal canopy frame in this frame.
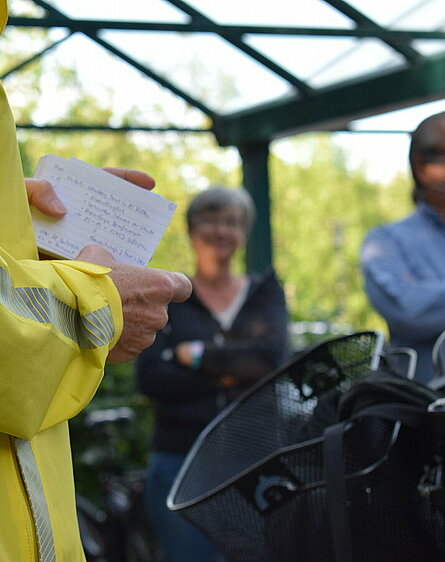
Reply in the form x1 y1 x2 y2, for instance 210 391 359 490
5 0 445 272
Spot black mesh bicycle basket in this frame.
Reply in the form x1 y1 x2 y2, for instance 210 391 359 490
167 331 445 562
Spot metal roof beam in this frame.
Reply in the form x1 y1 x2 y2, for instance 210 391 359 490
214 53 445 146
7 17 445 40
15 124 211 132
0 34 71 79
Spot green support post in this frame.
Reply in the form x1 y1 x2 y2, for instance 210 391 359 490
239 141 273 274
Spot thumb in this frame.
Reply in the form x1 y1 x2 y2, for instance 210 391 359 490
26 178 67 217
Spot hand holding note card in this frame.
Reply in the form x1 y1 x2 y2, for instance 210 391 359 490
31 155 176 266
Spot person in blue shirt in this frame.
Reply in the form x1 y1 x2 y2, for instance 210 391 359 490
361 111 445 383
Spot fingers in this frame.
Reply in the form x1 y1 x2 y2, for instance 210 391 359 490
139 268 192 303
107 269 191 362
102 167 156 190
73 247 192 363
74 245 193 305
25 178 67 217
168 272 193 303
175 341 192 366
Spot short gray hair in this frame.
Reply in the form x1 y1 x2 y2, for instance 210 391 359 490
186 185 256 233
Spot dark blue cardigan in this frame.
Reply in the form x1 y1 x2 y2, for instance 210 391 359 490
136 269 289 455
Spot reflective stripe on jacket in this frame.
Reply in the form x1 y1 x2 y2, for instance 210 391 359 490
0 2 123 559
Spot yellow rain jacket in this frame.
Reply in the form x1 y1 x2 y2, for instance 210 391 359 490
0 2 123 560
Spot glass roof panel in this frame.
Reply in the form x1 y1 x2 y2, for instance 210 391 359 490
183 0 353 27
413 40 445 57
248 35 405 89
244 34 404 88
8 32 207 129
350 0 441 28
391 0 445 31
5 0 445 132
100 30 292 114
39 0 189 22
245 35 356 82
309 38 405 88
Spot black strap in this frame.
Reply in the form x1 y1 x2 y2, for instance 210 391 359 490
323 422 353 562
350 402 429 429
323 402 429 562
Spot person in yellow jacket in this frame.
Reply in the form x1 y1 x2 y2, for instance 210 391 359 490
0 2 192 560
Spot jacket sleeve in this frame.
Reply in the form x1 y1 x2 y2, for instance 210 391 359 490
361 228 445 342
0 248 123 439
199 273 290 386
136 322 218 401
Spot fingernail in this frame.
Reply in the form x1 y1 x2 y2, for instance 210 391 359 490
50 199 67 214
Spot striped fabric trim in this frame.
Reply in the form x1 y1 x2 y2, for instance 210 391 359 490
0 266 114 348
14 438 56 562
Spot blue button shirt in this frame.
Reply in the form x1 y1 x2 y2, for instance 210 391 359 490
361 203 445 382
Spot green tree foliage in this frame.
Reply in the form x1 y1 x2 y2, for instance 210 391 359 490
270 134 412 333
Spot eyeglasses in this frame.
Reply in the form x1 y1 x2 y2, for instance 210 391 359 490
423 155 445 165
194 215 245 230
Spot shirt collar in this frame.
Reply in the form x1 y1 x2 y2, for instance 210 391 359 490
417 201 445 227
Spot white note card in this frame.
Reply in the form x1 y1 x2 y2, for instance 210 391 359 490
31 155 177 266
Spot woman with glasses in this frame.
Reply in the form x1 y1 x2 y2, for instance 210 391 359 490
136 185 289 562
